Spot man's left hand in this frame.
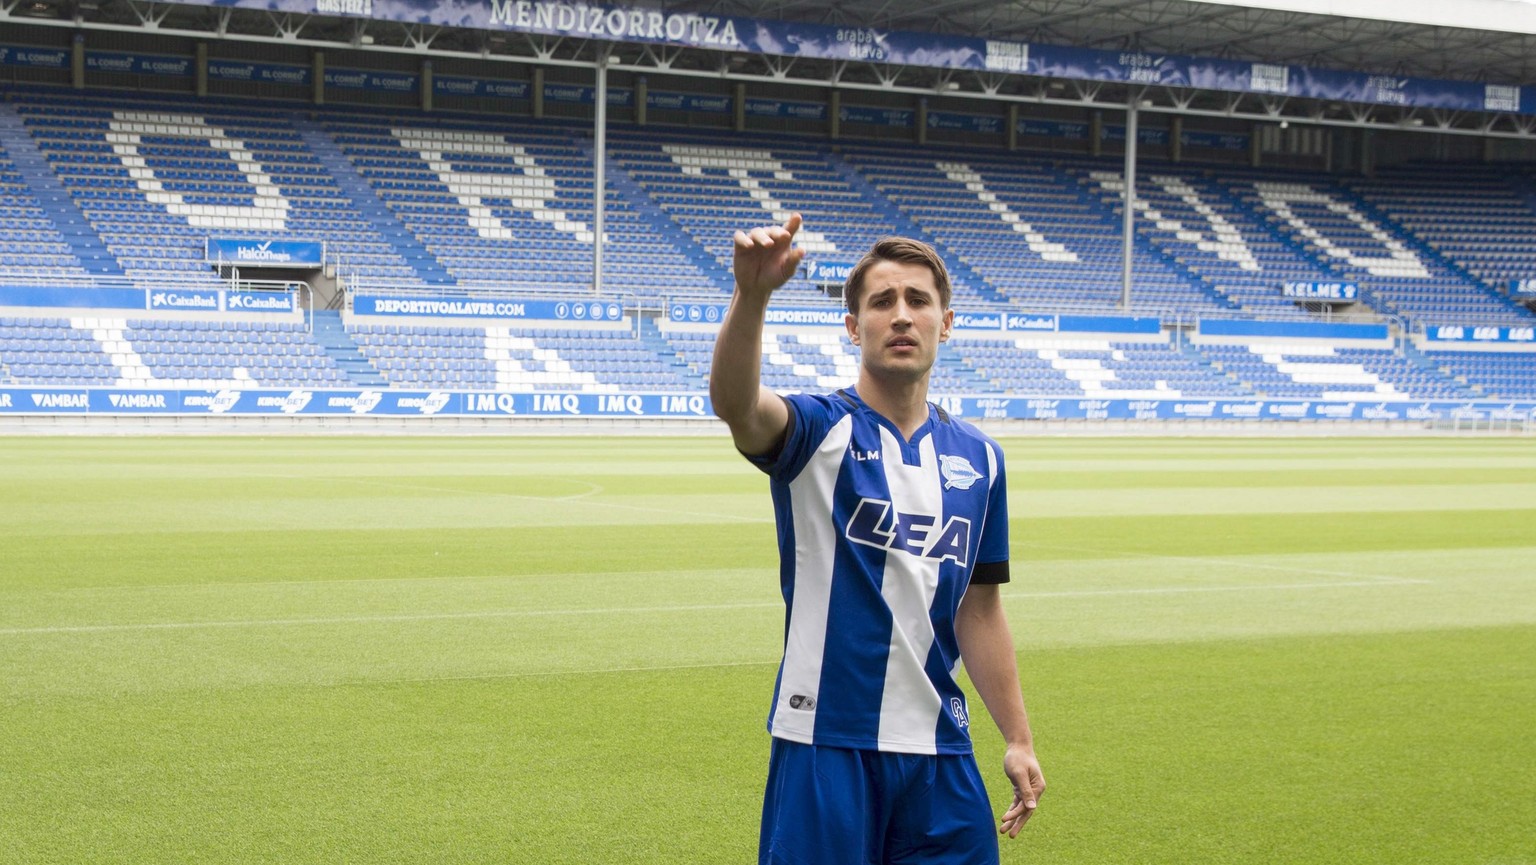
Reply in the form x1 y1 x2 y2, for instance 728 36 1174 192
999 744 1045 838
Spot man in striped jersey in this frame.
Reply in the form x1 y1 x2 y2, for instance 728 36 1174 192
712 213 1045 865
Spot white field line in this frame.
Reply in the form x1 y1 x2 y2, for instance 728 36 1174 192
0 578 1428 637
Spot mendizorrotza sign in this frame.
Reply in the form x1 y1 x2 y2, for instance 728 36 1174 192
206 238 325 267
75 3 1536 115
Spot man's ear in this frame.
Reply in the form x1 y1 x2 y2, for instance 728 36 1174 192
846 312 859 345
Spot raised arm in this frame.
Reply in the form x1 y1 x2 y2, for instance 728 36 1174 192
710 213 806 456
955 582 1045 839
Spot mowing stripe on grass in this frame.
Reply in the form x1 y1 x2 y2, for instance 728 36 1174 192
0 578 1432 636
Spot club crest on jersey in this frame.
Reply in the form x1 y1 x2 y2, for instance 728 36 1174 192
844 498 971 566
939 454 983 490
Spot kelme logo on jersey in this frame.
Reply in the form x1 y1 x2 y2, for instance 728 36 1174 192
939 454 982 490
845 498 971 566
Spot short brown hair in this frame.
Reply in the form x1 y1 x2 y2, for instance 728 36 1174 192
843 237 952 313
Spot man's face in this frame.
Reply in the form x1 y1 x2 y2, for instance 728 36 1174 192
845 260 954 383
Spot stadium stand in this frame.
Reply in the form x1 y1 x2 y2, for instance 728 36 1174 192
121 318 348 388
1214 166 1530 324
1073 162 1343 316
325 111 724 299
1340 163 1536 315
1417 348 1536 400
0 133 97 285
1 83 1533 412
669 329 852 391
0 316 117 385
6 88 419 288
950 336 1249 398
1191 342 1472 400
836 143 1217 314
0 314 345 387
349 321 696 392
606 127 905 304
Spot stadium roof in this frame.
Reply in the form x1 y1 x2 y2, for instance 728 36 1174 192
707 0 1536 85
9 0 1536 134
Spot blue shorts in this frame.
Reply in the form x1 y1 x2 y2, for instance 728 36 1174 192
758 738 999 865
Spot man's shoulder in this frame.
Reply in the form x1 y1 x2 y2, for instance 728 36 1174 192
932 405 1001 450
785 389 860 424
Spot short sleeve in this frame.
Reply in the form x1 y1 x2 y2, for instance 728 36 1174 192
742 392 844 484
972 438 1010 580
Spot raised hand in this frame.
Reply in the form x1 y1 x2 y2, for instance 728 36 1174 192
732 213 805 300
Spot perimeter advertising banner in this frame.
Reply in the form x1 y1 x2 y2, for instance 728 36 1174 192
206 238 326 267
664 305 1163 335
4 387 1532 423
1282 282 1359 302
0 285 297 314
352 292 624 322
1199 318 1390 341
1422 325 1536 344
60 0 1536 115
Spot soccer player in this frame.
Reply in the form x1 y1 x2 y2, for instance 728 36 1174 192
711 213 1045 865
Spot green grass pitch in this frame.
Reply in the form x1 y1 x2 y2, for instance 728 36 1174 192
2 434 1534 864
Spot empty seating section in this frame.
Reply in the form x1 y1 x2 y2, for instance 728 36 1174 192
1072 163 1335 315
349 323 693 391
0 144 93 283
1343 164 1536 312
0 315 343 387
10 89 416 286
838 145 1215 314
3 85 1536 405
1423 350 1536 400
666 331 997 394
1213 166 1528 324
952 337 1247 398
665 332 1274 398
0 316 116 384
1193 342 1472 400
120 318 348 387
329 115 718 297
667 330 861 391
607 128 895 304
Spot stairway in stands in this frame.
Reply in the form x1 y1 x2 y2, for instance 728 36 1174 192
310 309 387 386
0 102 121 277
290 115 453 286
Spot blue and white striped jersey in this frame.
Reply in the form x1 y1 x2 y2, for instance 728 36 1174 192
747 388 1010 755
